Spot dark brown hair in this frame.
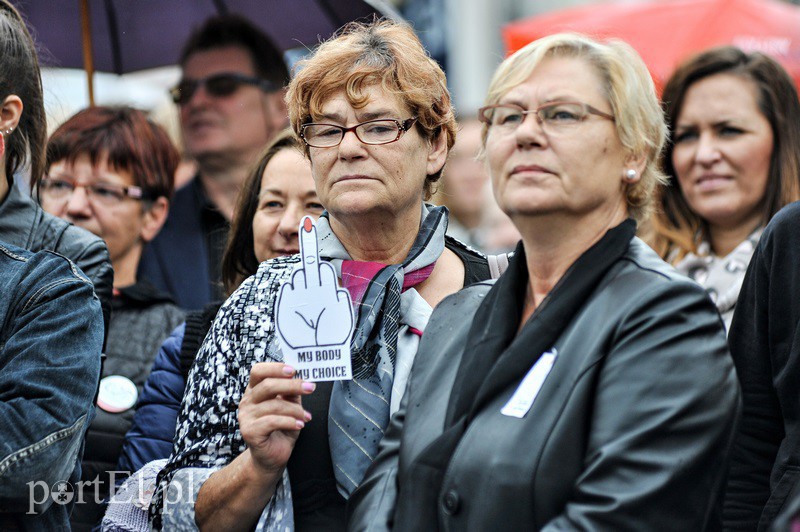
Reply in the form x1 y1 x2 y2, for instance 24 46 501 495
221 129 300 294
180 14 289 88
653 46 800 260
46 106 179 201
0 0 46 187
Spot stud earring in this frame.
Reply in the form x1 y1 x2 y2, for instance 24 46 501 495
624 169 637 182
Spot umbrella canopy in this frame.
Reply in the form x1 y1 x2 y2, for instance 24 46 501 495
14 0 401 74
503 0 800 91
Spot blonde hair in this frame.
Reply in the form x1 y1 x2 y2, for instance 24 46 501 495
482 33 667 223
286 19 456 200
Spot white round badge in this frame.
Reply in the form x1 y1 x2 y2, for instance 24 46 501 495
97 375 138 413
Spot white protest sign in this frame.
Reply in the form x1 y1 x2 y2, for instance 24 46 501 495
275 216 354 381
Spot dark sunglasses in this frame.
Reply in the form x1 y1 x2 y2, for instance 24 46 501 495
169 73 279 105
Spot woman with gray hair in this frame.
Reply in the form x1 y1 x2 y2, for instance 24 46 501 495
348 33 741 531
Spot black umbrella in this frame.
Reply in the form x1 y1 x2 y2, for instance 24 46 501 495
13 0 401 104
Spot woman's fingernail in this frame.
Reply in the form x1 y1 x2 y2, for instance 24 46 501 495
301 382 316 392
282 365 294 376
295 420 305 429
304 411 312 422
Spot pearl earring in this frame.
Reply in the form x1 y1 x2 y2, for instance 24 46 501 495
624 169 637 181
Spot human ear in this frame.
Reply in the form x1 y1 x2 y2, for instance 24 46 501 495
622 151 648 184
0 95 23 135
426 130 449 177
140 196 169 242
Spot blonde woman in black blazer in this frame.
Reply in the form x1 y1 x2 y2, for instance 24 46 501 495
348 33 741 532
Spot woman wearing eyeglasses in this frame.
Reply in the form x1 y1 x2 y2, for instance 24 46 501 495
348 33 741 531
149 20 490 531
39 106 186 530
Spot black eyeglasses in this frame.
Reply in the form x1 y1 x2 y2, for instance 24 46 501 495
300 118 418 148
169 72 279 105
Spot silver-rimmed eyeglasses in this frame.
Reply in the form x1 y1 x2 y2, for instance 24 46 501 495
39 177 150 207
300 117 418 148
478 102 614 135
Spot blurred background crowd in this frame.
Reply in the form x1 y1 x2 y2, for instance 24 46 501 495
18 0 800 260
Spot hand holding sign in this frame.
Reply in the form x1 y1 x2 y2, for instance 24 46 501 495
238 363 314 478
275 217 354 381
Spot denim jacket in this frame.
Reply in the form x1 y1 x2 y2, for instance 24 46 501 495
0 179 113 339
0 242 103 530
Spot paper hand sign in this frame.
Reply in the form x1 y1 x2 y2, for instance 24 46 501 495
275 217 354 381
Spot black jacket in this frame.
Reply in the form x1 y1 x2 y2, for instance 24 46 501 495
724 201 800 531
349 238 741 531
138 177 225 310
0 181 113 332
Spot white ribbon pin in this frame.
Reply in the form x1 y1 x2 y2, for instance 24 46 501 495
501 348 558 418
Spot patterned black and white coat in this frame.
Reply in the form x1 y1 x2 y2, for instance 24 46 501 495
148 236 491 530
150 256 298 531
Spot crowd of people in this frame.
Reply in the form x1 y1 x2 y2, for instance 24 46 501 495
2 0 800 530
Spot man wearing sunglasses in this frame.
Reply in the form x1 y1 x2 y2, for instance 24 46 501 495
139 15 289 310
